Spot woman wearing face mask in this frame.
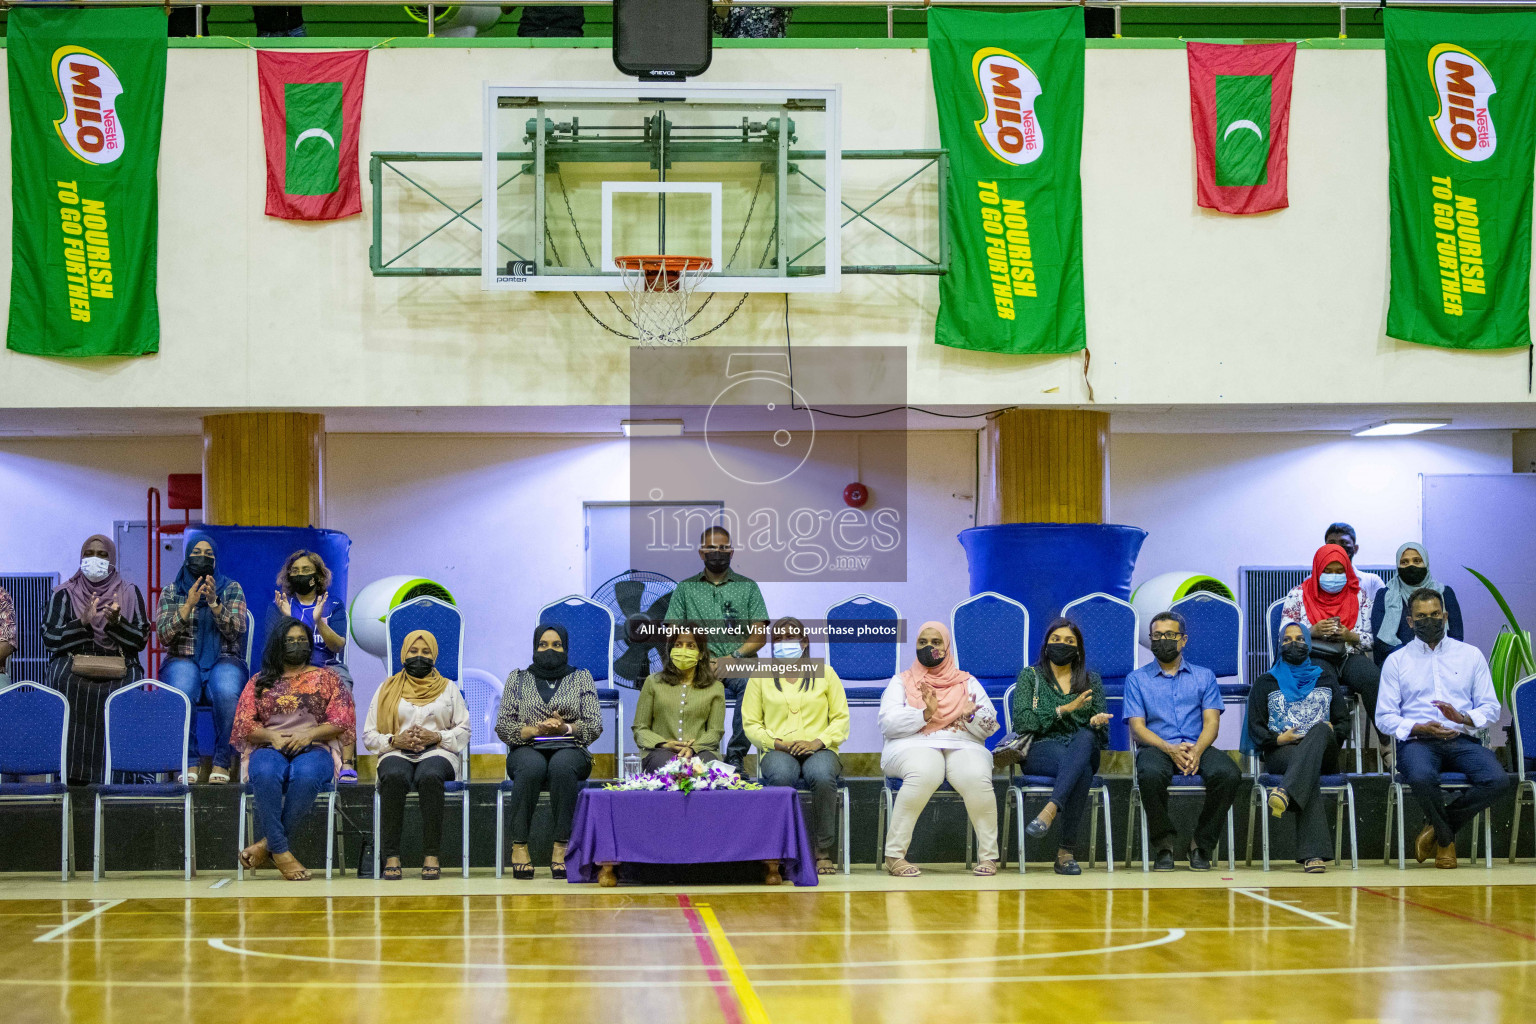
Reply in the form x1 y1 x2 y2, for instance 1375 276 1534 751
1280 543 1381 742
741 617 851 875
268 550 355 780
363 630 469 880
1012 617 1112 875
633 624 725 772
1246 623 1352 873
879 621 1001 878
231 617 355 881
41 535 152 784
495 624 602 880
1369 543 1464 668
157 539 249 784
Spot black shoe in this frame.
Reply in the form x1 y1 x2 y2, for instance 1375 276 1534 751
726 758 746 774
1025 816 1052 839
1188 847 1212 871
1053 858 1081 876
1153 849 1176 871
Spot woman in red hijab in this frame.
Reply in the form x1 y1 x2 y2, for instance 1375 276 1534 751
1280 542 1383 747
878 621 1000 878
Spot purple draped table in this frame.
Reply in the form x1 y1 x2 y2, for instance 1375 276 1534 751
563 787 819 887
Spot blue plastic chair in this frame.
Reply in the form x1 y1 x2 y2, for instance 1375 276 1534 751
950 591 1028 706
997 681 1112 874
1124 732 1239 872
825 595 901 707
0 682 74 880
1383 734 1496 869
386 597 464 681
537 595 622 765
1264 598 1285 664
1171 592 1244 699
1062 592 1138 751
93 681 195 881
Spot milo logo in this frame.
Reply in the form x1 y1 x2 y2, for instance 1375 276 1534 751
51 46 126 165
1427 43 1496 163
971 47 1043 166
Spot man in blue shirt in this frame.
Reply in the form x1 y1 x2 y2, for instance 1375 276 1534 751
1124 610 1241 871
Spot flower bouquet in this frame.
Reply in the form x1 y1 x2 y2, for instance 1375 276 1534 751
605 756 761 793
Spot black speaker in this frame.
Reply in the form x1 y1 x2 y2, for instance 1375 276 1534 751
613 0 712 81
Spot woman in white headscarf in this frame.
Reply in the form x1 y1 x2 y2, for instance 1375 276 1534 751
1369 542 1464 667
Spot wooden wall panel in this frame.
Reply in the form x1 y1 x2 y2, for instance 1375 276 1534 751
992 409 1108 524
202 412 325 527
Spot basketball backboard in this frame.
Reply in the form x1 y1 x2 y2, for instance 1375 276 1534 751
481 82 840 293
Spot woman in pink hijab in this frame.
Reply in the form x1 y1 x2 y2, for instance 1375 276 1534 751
878 620 1000 877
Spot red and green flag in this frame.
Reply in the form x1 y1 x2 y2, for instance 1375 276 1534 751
257 50 367 221
1187 41 1295 215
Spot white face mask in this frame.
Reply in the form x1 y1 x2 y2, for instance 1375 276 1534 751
80 556 111 582
772 641 804 660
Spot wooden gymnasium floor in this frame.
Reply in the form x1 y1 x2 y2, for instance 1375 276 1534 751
7 868 1536 1024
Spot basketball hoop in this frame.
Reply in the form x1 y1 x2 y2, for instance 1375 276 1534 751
613 254 712 346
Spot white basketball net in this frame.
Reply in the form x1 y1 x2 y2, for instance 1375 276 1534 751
616 258 711 347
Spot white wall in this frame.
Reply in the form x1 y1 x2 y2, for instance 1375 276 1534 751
1 46 1532 410
1110 430 1515 591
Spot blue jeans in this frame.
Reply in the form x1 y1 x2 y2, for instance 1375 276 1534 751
721 676 750 763
247 746 333 855
1398 735 1512 847
1022 730 1102 858
160 656 246 768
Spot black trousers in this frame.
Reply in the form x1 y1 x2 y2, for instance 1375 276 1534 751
1263 727 1340 862
377 756 456 860
1315 652 1380 740
505 745 592 844
1135 746 1242 855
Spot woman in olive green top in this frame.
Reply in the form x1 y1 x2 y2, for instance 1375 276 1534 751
1011 616 1112 875
633 623 727 772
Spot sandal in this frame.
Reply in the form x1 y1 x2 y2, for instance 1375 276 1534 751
1303 858 1327 874
550 844 568 880
815 857 838 875
1268 787 1290 819
338 766 358 785
973 859 1000 877
208 766 231 785
510 844 535 881
382 861 403 881
884 857 922 878
421 864 440 881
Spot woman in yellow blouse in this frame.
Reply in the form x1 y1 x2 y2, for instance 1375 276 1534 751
632 623 726 771
742 616 850 874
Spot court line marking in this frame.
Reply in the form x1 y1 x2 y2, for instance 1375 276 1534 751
203 929 1187 972
33 900 125 944
1357 886 1536 941
1230 888 1351 930
696 902 773 1024
677 894 744 1024
7 956 1536 991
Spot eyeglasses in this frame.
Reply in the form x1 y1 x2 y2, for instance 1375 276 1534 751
1150 631 1185 641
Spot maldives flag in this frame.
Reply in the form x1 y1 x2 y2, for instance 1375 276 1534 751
257 50 367 220
1187 41 1295 214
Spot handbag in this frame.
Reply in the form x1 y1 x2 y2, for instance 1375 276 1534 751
71 654 127 679
992 670 1040 769
1308 638 1347 664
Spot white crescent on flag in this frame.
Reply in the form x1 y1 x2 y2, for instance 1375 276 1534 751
1222 119 1264 142
294 128 336 150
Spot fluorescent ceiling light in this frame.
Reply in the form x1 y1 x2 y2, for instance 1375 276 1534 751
1352 419 1451 437
621 419 684 437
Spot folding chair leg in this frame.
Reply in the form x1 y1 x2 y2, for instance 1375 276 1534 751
1334 792 1344 865
1226 805 1237 871
237 792 247 881
325 792 336 880
1471 810 1480 862
1395 784 1407 870
1087 790 1098 870
965 817 974 871
1346 784 1359 870
1383 784 1395 867
841 787 851 875
1245 787 1259 868
373 787 382 881
1259 790 1271 872
1483 809 1494 870
1012 788 1025 875
875 789 889 869
184 792 195 881
1509 786 1524 864
461 792 471 879
1099 787 1114 874
59 792 72 882
495 788 506 879
999 790 1013 871
93 794 103 882
1124 787 1138 870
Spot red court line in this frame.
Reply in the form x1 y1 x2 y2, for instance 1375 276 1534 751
1357 886 1536 941
677 893 745 1024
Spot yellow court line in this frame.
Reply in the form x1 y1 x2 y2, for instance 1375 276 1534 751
694 903 773 1024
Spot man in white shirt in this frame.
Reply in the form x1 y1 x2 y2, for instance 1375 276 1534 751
1325 522 1386 606
1377 588 1511 869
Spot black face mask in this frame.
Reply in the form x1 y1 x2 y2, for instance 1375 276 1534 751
532 649 568 673
1397 565 1428 587
187 555 215 579
1046 642 1079 666
282 638 312 666
288 573 317 594
403 656 435 678
1280 641 1310 665
1413 617 1447 645
1150 638 1182 664
703 552 732 575
915 644 943 668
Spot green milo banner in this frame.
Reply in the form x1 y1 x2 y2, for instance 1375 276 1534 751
929 7 1085 355
7 8 166 358
1386 9 1536 351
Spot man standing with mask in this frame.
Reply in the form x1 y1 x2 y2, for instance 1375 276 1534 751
1123 611 1241 872
1377 589 1509 869
665 525 768 772
1325 522 1385 606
